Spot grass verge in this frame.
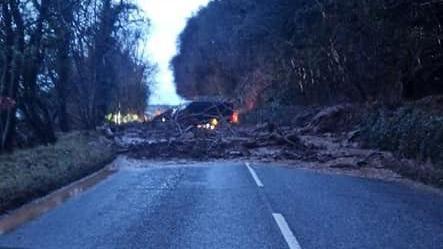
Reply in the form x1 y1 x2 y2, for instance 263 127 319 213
359 99 443 187
0 131 115 213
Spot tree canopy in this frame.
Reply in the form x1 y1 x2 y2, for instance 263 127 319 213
172 0 443 108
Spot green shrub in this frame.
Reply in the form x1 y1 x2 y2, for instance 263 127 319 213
361 106 443 170
0 131 115 213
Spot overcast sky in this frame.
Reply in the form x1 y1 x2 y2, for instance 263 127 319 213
137 0 210 105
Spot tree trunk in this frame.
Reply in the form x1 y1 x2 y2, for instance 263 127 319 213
55 5 74 132
0 1 22 153
20 0 56 144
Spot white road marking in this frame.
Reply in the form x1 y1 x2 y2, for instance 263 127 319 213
273 213 302 249
245 162 264 187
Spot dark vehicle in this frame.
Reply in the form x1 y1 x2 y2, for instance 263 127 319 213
175 101 236 127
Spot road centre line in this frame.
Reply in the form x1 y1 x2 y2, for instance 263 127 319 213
272 213 302 249
245 163 301 249
245 162 264 187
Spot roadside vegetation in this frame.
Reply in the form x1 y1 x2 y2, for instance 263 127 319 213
0 132 115 213
0 0 153 153
0 0 151 211
360 98 443 186
173 0 442 106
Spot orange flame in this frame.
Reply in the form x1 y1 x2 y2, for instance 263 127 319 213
230 111 239 124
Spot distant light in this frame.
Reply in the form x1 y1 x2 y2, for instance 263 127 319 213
210 118 218 127
106 112 143 125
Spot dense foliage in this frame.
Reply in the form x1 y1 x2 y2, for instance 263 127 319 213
0 0 153 152
173 0 443 108
361 97 443 173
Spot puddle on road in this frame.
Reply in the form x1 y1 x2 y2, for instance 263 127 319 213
0 163 117 235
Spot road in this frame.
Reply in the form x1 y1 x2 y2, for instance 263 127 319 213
1 161 442 249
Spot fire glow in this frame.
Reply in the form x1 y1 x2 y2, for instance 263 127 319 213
230 111 239 124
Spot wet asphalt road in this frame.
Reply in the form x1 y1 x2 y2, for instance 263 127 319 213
0 161 442 249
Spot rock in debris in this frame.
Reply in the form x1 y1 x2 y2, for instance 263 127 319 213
306 104 362 133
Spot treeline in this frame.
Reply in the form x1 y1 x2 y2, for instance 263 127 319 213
172 0 443 109
0 0 153 152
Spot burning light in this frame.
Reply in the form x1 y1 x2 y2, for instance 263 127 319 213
230 111 239 124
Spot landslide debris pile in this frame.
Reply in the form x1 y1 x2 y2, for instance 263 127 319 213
109 104 394 170
113 122 316 161
108 100 442 187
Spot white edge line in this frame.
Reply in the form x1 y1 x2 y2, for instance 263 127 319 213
245 162 264 187
273 213 302 249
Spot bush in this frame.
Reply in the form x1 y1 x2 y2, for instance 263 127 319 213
0 131 115 213
361 105 443 170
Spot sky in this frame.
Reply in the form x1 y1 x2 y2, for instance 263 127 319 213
137 0 210 105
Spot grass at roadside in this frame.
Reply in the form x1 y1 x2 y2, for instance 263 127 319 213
360 104 443 187
0 131 115 213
